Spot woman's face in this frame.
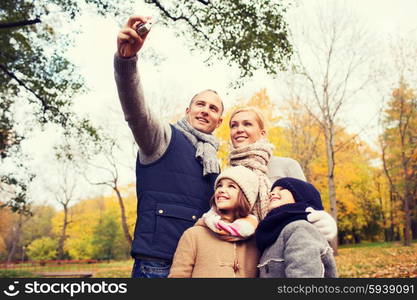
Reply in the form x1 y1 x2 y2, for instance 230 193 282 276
214 178 240 213
268 186 295 211
229 111 265 148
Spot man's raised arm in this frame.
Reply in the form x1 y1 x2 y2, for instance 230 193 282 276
114 15 171 164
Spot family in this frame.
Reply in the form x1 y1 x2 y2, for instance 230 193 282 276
114 15 338 278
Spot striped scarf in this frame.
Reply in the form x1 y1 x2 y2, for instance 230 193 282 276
202 207 259 242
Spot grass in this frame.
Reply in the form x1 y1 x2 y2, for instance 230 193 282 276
0 270 37 278
1 241 416 278
336 241 417 277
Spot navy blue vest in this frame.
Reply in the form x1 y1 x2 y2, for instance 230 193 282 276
132 125 217 260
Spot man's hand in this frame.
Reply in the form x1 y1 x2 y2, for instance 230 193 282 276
117 15 152 58
306 207 337 241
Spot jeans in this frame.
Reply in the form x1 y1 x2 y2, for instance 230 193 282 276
131 258 172 278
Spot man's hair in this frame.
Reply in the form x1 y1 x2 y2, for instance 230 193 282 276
209 189 251 220
189 89 224 115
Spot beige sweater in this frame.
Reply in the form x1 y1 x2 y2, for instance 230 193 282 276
168 219 259 278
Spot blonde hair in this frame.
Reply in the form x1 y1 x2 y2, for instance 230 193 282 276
229 106 266 131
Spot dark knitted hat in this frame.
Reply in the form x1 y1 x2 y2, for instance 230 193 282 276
270 177 323 210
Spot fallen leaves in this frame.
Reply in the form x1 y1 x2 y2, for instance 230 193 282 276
336 242 417 278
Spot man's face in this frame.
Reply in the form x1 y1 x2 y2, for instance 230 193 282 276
185 90 223 134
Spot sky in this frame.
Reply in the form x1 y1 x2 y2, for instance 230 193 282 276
63 0 417 130
21 0 417 206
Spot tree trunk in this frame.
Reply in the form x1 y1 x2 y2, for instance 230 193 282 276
411 219 417 240
57 205 68 259
381 143 397 242
401 133 412 245
324 122 338 254
403 177 412 246
114 187 132 245
376 181 388 241
6 214 23 264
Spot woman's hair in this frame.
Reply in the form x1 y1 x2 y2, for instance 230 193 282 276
210 186 251 220
229 106 266 131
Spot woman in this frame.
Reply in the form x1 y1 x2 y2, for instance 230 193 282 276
228 106 306 219
229 107 306 182
168 166 260 278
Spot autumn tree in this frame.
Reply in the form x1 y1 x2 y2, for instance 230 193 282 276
45 162 81 259
3 202 32 263
21 205 56 252
50 188 135 260
0 0 124 210
82 139 133 247
279 97 321 182
380 80 417 245
26 237 57 261
279 96 384 244
287 1 375 252
0 204 14 260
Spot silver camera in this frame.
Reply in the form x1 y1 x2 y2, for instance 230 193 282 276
136 22 153 37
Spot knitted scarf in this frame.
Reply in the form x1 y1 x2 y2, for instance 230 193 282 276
229 139 273 219
202 207 259 242
255 203 309 253
174 117 220 176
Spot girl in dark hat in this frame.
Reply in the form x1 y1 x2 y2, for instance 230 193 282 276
255 177 337 278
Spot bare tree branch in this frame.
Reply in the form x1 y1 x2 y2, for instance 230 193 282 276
147 0 212 43
0 63 49 113
0 18 41 29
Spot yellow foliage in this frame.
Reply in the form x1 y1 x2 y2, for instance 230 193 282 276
0 205 16 257
0 238 5 257
215 88 288 168
51 184 137 259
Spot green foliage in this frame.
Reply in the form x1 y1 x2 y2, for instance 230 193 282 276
26 237 57 261
22 205 56 246
0 0 125 210
145 0 293 81
91 214 126 261
1 0 294 210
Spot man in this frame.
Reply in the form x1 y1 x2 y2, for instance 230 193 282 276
114 15 223 278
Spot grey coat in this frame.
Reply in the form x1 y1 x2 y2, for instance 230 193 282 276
257 220 337 278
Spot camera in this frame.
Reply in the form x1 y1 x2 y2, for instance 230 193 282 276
136 21 153 37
